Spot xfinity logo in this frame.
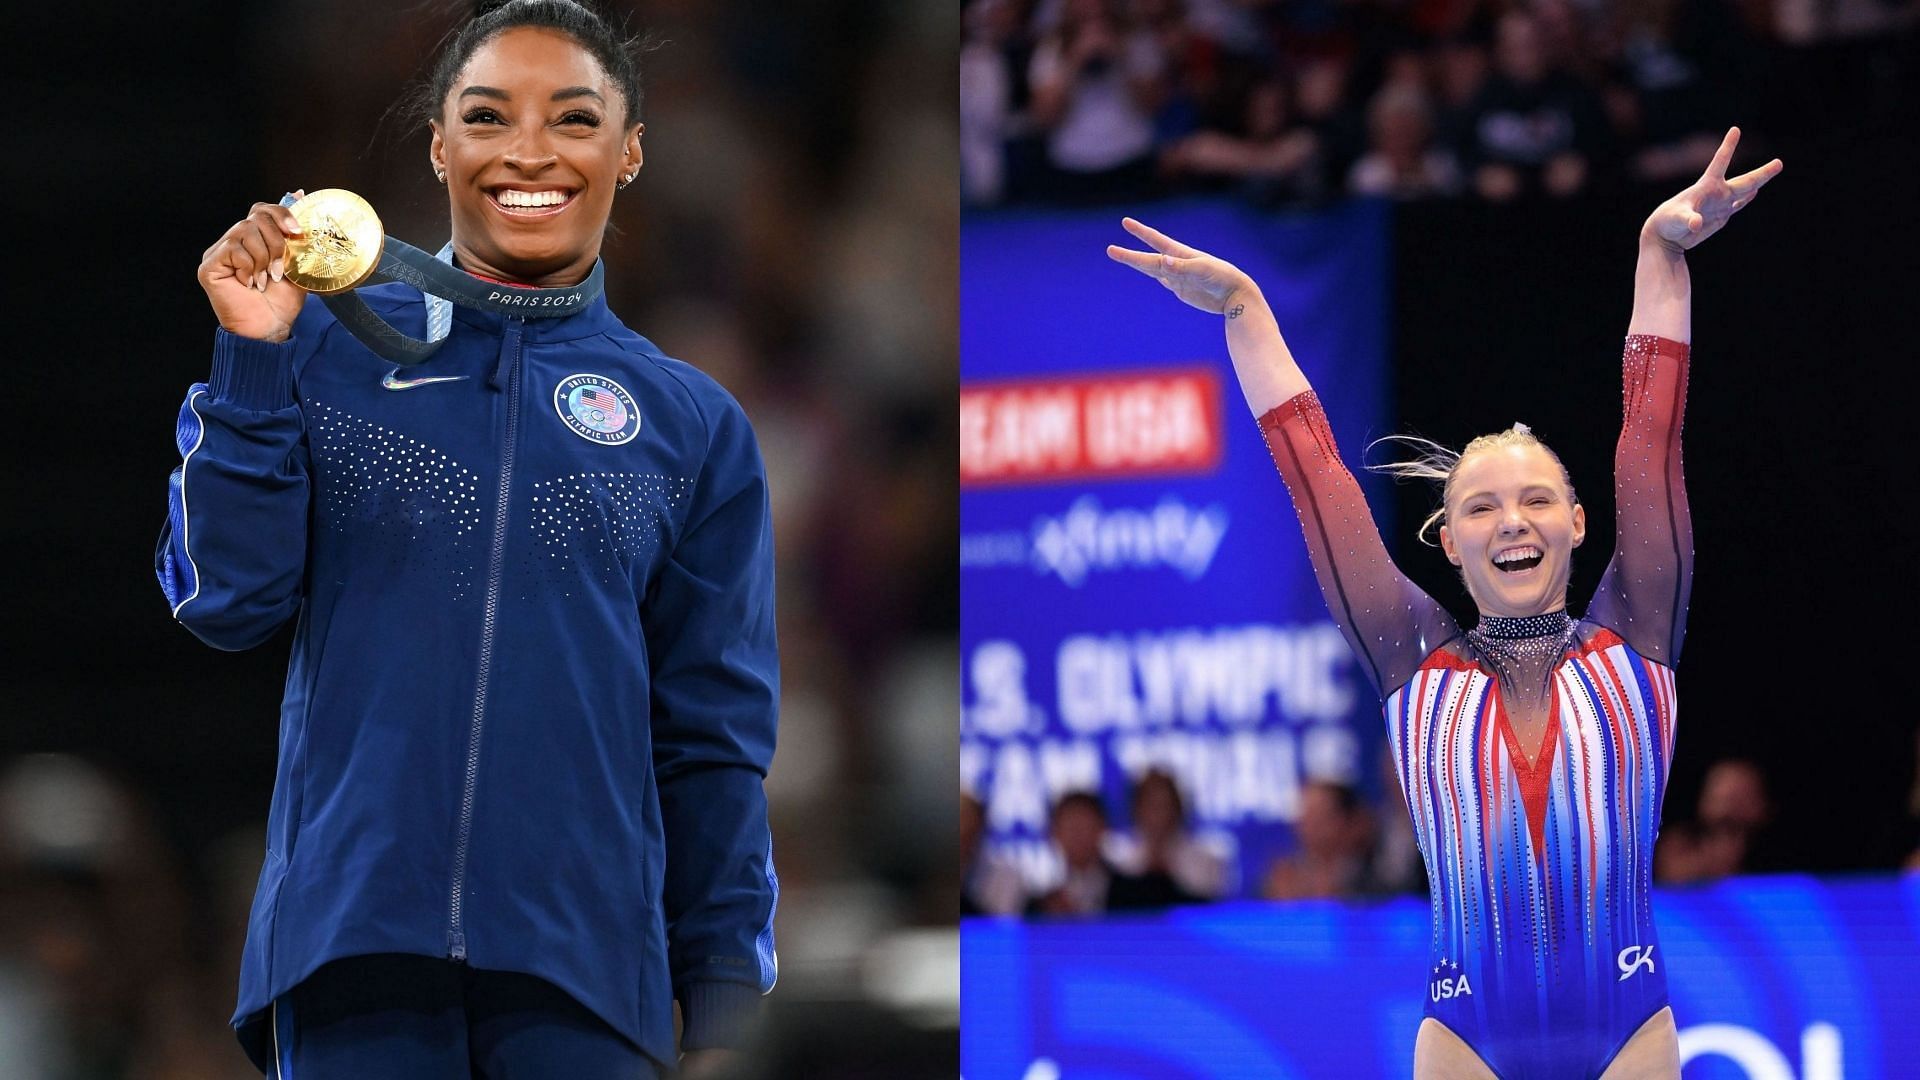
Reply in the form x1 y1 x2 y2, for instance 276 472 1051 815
1029 496 1228 587
1618 945 1656 981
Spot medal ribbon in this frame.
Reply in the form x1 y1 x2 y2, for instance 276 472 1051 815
278 194 605 365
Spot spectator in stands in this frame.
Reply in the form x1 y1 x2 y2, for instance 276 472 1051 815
1028 791 1118 916
1430 31 1492 163
1531 0 1601 83
1349 82 1462 198
0 755 240 1077
1028 789 1197 916
1132 0 1243 146
1262 780 1370 901
980 0 1800 209
1292 54 1364 185
1180 0 1265 57
1160 74 1326 203
961 791 1028 916
1028 0 1170 202
1375 44 1434 102
1454 10 1611 200
1656 759 1776 883
1108 769 1228 901
961 0 1021 205
1608 0 1731 183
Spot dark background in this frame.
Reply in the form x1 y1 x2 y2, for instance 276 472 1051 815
5 2 956 1077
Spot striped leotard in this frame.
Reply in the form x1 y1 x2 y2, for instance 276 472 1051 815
1260 335 1691 1079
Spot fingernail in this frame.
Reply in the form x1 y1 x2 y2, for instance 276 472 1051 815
270 259 284 282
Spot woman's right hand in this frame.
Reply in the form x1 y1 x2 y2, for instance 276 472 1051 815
1108 216 1310 413
198 193 310 343
1106 217 1257 315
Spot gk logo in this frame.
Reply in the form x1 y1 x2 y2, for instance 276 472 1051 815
1617 945 1656 981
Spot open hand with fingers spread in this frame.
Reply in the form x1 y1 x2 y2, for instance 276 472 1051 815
1106 217 1258 315
1644 127 1783 252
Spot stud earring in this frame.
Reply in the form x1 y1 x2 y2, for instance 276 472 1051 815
617 173 634 190
435 170 446 184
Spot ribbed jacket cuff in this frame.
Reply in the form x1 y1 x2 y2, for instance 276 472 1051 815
211 329 296 411
677 980 763 1051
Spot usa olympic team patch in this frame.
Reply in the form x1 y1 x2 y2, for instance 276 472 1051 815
554 373 641 445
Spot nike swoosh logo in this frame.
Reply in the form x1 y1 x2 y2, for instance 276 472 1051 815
382 371 471 391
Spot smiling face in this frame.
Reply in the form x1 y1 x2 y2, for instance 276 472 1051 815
1439 442 1586 619
428 26 642 287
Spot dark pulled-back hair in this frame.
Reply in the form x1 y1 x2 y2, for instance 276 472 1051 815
404 0 649 129
1050 791 1108 825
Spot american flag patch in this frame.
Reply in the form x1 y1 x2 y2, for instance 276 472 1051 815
555 374 642 445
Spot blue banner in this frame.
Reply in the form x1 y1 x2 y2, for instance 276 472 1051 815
960 199 1394 898
961 874 1920 1079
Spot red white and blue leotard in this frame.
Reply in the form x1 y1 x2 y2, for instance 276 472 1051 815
1260 335 1691 1079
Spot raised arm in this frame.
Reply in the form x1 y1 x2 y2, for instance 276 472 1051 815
1588 128 1782 664
1108 220 1458 699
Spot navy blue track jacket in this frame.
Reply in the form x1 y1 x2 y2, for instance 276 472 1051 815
156 281 779 1069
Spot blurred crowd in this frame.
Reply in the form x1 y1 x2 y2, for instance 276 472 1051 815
0 756 258 1078
964 0 1809 207
962 759 1429 918
3 1 957 1077
963 746 1918 919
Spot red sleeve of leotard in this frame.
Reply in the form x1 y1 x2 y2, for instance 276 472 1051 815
1585 334 1692 665
1258 390 1460 700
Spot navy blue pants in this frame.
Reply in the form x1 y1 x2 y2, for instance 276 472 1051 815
249 953 662 1078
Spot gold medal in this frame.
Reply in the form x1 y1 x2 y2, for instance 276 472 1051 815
282 188 384 294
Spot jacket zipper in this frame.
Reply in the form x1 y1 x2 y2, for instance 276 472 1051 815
448 316 524 962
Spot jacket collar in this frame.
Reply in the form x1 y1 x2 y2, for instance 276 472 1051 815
449 284 623 343
435 242 623 343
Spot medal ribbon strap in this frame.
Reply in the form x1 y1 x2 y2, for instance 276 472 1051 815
277 194 604 366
